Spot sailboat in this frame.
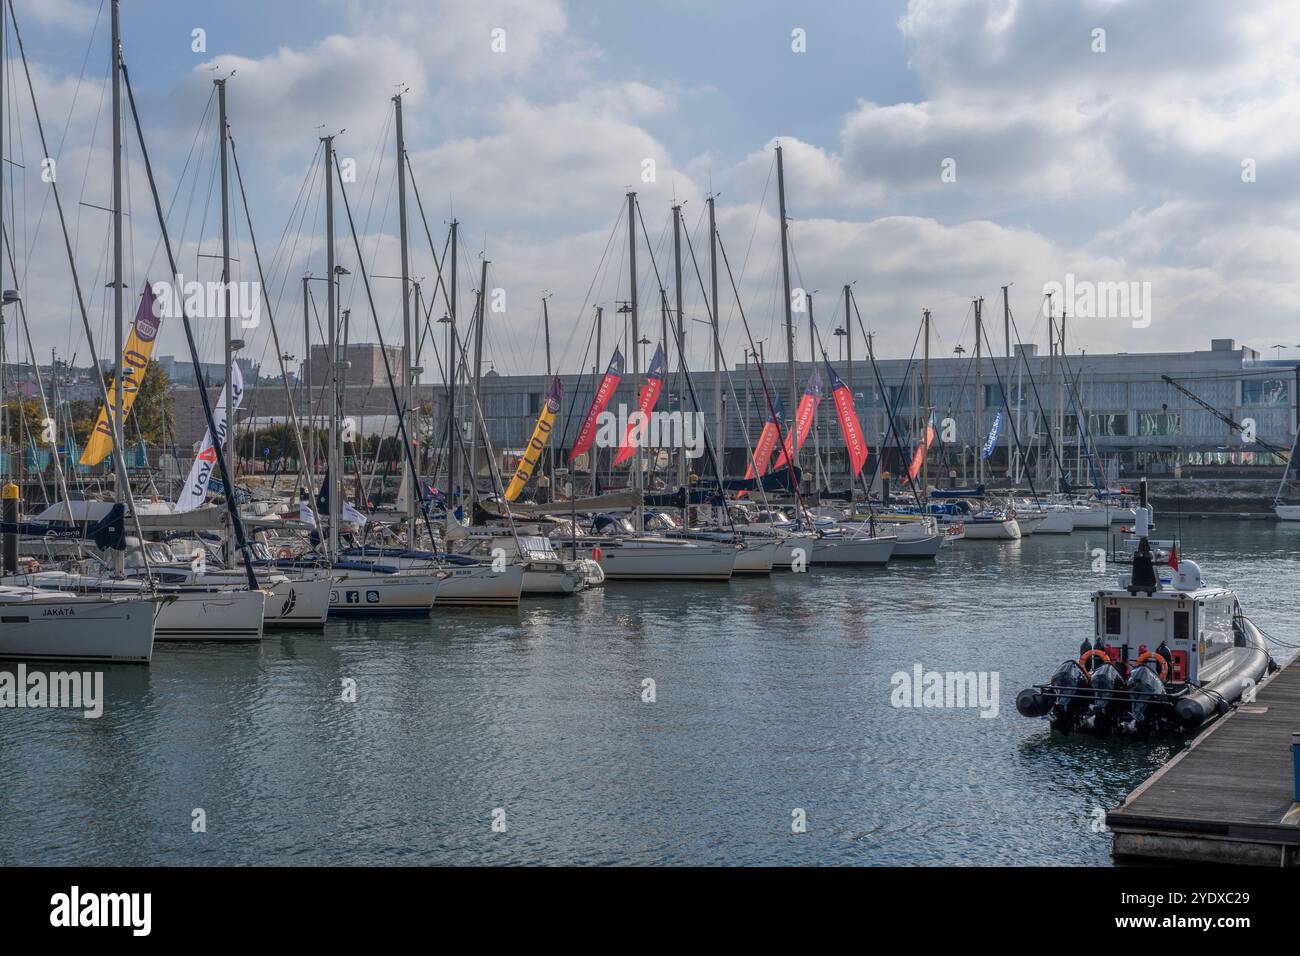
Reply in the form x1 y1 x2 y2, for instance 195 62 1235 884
0 1 267 645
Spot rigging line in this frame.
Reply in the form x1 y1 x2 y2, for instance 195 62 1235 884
228 132 322 530
978 311 1042 506
629 203 730 520
716 222 812 516
851 296 926 506
121 50 259 588
1 221 82 537
7 0 153 568
1007 297 1070 483
330 147 446 553
15 0 104 287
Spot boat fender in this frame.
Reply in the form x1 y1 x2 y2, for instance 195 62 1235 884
1134 650 1169 681
1016 688 1052 718
1079 648 1110 676
593 546 603 561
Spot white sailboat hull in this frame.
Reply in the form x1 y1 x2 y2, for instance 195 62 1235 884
1035 510 1076 533
962 518 1022 540
262 574 332 628
177 568 332 629
156 589 267 642
890 534 943 559
0 592 159 664
733 539 778 574
0 572 266 642
1070 508 1109 529
1013 512 1047 535
1275 504 1300 521
812 535 896 565
329 569 439 616
774 535 818 569
580 539 736 581
434 565 524 607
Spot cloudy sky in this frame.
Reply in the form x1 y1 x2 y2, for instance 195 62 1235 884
5 0 1299 383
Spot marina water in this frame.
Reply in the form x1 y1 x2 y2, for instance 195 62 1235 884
3 517 1296 866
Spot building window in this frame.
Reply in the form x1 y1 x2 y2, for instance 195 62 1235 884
528 392 542 414
984 383 1005 408
1090 412 1129 436
1138 411 1182 436
1241 378 1289 406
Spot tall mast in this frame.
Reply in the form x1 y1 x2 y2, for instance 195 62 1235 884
1002 284 1012 480
302 275 312 480
809 293 820 492
672 203 686 497
393 89 415 545
447 219 459 499
974 296 983 486
1047 295 1058 491
216 76 236 500
592 305 602 497
775 145 797 474
106 0 136 577
111 0 125 517
708 197 722 477
468 256 487 506
627 191 642 529
322 133 340 555
922 308 931 495
843 284 853 403
542 294 552 493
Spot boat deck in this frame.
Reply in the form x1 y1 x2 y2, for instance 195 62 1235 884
1107 655 1300 865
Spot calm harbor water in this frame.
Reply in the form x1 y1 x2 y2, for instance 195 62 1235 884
2 517 1298 866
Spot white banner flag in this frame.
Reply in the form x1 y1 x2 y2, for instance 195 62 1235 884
342 500 368 526
176 362 244 512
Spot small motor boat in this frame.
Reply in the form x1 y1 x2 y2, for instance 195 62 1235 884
1016 480 1274 739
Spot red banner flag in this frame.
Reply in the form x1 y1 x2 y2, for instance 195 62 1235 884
907 412 936 481
614 343 666 466
744 393 786 480
570 347 625 461
773 369 823 470
826 362 868 476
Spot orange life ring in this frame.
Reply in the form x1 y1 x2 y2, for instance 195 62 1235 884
1134 650 1169 681
1078 648 1110 675
593 546 604 561
276 546 295 560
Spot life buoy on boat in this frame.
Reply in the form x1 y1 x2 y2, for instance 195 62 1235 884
276 546 295 560
1134 650 1169 681
1078 648 1110 675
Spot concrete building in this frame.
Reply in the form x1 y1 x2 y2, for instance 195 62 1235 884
166 337 1298 486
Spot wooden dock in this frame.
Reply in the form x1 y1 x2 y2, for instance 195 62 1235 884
1108 656 1300 865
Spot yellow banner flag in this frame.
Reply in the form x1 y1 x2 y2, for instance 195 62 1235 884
81 283 162 465
504 377 563 501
